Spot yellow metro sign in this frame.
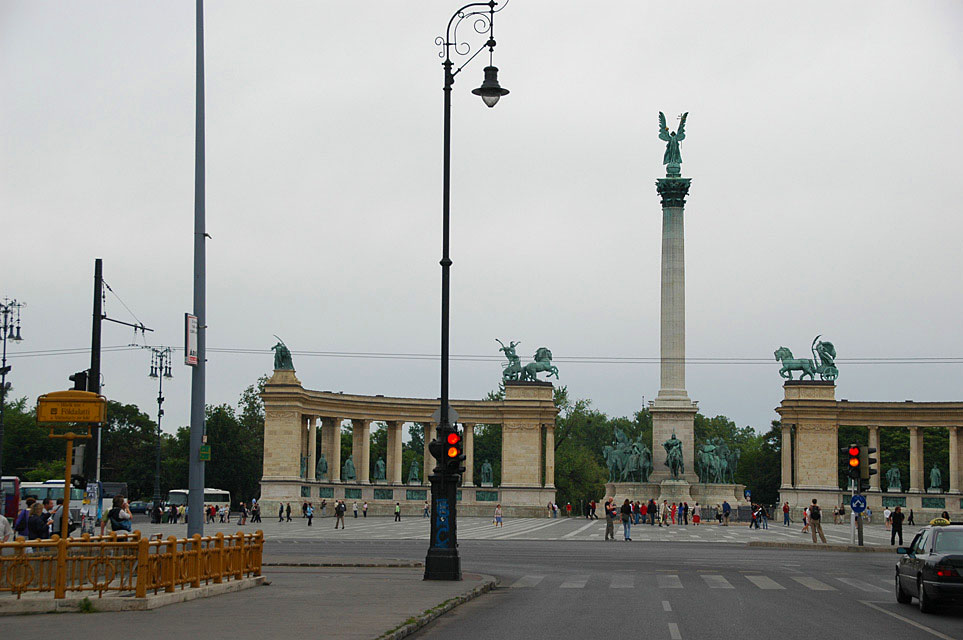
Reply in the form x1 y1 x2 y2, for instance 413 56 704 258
37 390 107 423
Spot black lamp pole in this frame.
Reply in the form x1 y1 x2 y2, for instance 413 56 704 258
425 0 510 582
0 298 24 480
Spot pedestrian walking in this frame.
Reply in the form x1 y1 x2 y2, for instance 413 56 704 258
394 502 401 522
620 499 632 541
760 505 768 529
890 506 904 546
659 500 669 527
362 501 368 518
682 502 689 525
590 499 598 519
782 501 790 527
722 500 731 526
809 499 827 544
883 507 892 530
334 501 346 529
252 503 261 523
639 501 648 525
693 502 701 525
423 501 430 518
352 502 358 518
648 499 657 525
670 502 677 525
802 506 810 533
494 504 504 527
285 502 292 522
604 498 616 541
907 509 915 525
548 502 554 518
565 502 572 517
279 503 284 523
320 499 327 517
306 503 314 526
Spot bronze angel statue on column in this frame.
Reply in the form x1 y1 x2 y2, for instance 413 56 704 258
658 112 687 176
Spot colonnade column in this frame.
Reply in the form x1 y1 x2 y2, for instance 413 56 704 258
423 423 434 485
307 416 317 481
462 424 475 487
867 426 880 491
300 416 309 478
949 426 960 494
909 426 922 493
387 421 404 485
352 419 371 484
544 424 555 488
780 424 793 489
324 418 342 483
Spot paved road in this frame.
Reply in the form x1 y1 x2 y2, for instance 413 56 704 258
259 537 963 639
133 514 909 545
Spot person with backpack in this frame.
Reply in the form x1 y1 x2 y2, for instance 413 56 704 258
13 497 35 539
334 500 346 529
604 498 616 541
306 503 314 526
809 498 827 543
107 496 133 533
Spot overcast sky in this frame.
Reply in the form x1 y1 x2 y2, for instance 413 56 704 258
2 1 962 439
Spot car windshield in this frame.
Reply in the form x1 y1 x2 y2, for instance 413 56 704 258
933 530 963 554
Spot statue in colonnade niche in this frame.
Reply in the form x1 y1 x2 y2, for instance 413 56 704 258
374 458 386 482
886 466 901 491
300 455 307 479
342 455 356 482
407 460 420 485
662 432 684 478
929 465 943 492
316 453 328 481
480 460 494 485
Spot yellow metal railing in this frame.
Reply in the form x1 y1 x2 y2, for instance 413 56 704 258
0 530 263 599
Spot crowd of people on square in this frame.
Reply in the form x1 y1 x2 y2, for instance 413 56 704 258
600 497 729 541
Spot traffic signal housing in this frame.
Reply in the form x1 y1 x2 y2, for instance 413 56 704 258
444 430 466 476
846 444 861 481
68 370 89 391
859 446 877 492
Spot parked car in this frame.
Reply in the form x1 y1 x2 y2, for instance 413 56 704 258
896 523 963 612
128 501 150 514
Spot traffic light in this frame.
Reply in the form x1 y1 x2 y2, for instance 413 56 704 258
68 370 89 391
444 430 466 475
846 444 861 481
859 446 877 492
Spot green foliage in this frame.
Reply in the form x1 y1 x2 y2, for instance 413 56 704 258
1 397 61 476
23 458 66 482
554 443 606 507
735 422 781 505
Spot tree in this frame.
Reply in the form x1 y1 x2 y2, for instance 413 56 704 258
554 442 606 508
100 400 160 500
1 396 61 477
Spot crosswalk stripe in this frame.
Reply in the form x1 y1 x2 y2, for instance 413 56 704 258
657 574 683 589
610 573 634 588
792 576 836 591
745 575 784 590
563 520 600 539
668 622 682 640
509 575 545 588
560 575 589 589
836 577 887 592
701 574 734 589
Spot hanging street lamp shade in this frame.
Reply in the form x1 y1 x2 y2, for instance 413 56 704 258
472 66 510 108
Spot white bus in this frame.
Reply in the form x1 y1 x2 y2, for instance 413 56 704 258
166 488 231 510
20 481 85 523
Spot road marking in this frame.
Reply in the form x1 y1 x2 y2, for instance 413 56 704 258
701 575 734 589
791 577 836 591
859 601 957 640
668 622 682 640
657 574 683 589
610 573 634 588
836 577 887 592
662 600 672 612
562 520 599 539
745 575 784 590
560 575 589 589
509 575 544 588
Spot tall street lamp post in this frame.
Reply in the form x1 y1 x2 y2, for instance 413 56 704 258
0 298 25 479
425 1 510 582
139 346 172 519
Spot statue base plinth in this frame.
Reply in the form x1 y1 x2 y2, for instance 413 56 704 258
605 481 749 509
886 488 902 493
658 479 693 504
926 488 943 494
480 482 493 488
268 369 301 386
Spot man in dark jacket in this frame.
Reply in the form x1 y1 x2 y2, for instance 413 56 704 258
890 506 905 546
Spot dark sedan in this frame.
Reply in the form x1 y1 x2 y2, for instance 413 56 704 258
128 501 150 514
896 524 963 612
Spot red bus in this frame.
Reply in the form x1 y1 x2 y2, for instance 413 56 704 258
1 476 20 520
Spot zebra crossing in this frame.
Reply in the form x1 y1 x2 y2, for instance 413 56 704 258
504 571 891 594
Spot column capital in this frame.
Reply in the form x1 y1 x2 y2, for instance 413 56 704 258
655 177 692 207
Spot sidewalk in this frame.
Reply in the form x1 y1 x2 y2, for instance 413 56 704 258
3 566 495 639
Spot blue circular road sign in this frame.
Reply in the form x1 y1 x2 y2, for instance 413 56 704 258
850 495 867 513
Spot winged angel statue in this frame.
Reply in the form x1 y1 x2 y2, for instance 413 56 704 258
658 112 688 175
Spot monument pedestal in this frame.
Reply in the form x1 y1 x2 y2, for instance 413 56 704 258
658 479 693 504
649 397 699 485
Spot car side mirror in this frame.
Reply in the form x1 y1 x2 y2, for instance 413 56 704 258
896 547 910 555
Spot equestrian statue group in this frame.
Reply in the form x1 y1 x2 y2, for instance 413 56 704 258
497 339 559 382
774 335 838 381
603 428 654 483
695 438 740 484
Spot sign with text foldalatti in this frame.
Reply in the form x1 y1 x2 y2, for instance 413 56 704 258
185 313 198 366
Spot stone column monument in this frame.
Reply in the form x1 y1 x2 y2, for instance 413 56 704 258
649 112 698 485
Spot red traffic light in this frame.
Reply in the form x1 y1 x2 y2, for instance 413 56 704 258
848 446 860 457
447 432 461 446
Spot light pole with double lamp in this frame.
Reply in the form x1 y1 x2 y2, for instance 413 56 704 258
425 1 510 582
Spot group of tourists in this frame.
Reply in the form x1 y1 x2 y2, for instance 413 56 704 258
602 498 720 541
275 500 406 528
9 496 72 540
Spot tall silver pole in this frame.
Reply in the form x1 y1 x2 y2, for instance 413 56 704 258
187 0 206 537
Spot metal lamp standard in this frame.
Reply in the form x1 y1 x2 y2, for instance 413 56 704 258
142 346 173 519
426 1 510 582
0 298 25 479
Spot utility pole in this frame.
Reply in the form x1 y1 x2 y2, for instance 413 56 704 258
84 258 103 482
188 0 208 537
0 298 25 478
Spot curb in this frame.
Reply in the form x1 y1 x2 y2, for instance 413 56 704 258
0 576 265 616
378 573 497 640
747 541 895 553
263 561 423 568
